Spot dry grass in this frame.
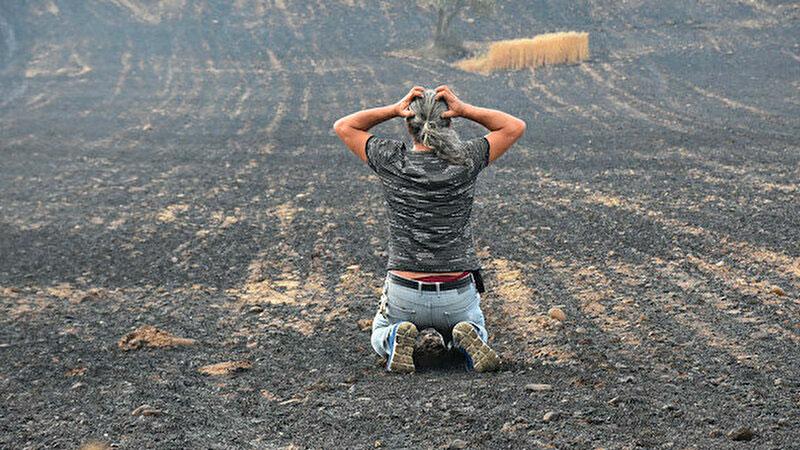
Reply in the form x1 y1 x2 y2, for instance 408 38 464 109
456 31 589 74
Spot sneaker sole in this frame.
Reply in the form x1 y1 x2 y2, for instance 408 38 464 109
452 322 500 373
387 322 418 373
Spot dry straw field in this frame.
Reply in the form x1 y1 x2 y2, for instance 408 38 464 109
1 0 798 449
457 31 590 73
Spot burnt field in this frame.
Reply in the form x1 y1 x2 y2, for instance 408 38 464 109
1 1 799 449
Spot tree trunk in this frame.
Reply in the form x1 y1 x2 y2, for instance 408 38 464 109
434 7 445 45
436 0 464 48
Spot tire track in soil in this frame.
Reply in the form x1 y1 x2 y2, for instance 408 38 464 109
223 190 385 340
533 169 800 291
478 253 578 367
484 226 769 376
626 50 800 143
630 146 799 198
580 63 693 134
522 68 613 135
501 186 795 373
523 169 800 341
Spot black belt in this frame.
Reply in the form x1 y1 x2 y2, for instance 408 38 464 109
388 272 475 292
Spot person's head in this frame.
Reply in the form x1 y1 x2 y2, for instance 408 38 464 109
405 88 470 166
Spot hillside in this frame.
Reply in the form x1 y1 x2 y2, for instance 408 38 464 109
1 1 799 448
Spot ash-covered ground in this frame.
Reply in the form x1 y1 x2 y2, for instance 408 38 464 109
1 1 798 449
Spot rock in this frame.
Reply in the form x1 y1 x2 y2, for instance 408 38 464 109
198 361 252 376
501 417 529 433
131 404 162 416
356 318 373 332
771 286 786 296
79 441 112 450
447 439 468 449
260 389 280 401
548 307 566 321
118 325 195 351
413 328 448 369
727 427 754 441
247 305 264 314
542 411 560 422
525 383 553 392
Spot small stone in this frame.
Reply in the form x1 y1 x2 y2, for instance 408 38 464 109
727 427 754 441
374 440 383 448
773 378 783 386
501 417 529 433
71 382 86 390
131 404 161 416
356 318 372 332
607 396 620 405
548 307 566 321
247 305 264 314
542 411 560 422
525 383 553 392
771 286 786 296
447 439 468 449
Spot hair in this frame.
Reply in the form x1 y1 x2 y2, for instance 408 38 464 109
405 89 470 167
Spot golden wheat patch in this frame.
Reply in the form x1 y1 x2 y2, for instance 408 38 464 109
456 32 589 74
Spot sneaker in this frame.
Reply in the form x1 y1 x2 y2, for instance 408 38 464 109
451 321 500 373
386 321 418 373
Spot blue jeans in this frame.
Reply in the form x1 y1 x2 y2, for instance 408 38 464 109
371 272 489 358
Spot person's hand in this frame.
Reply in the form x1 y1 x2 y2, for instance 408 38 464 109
392 86 425 118
434 85 467 119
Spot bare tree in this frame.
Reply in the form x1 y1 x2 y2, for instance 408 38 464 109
417 0 496 56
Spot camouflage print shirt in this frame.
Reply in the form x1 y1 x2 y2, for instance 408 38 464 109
365 135 491 272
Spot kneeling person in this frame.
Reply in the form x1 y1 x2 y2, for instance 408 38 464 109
333 85 526 373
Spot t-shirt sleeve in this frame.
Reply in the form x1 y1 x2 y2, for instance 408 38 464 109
465 136 491 173
365 135 403 174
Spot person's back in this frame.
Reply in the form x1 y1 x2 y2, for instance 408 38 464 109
333 85 525 373
365 134 490 273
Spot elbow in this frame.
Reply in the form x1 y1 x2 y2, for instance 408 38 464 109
513 118 527 138
332 119 345 136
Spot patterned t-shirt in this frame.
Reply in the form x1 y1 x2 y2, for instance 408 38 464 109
365 135 491 272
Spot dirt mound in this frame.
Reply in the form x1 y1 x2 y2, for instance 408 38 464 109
78 442 111 450
198 361 252 376
117 325 195 350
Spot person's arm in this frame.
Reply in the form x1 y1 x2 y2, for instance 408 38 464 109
333 86 424 163
435 85 526 164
